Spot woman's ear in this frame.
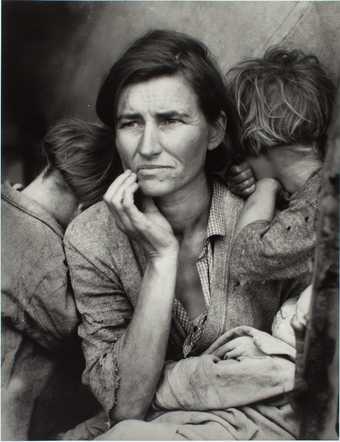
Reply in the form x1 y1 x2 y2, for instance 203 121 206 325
207 112 227 151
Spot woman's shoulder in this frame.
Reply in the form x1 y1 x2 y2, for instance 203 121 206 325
64 200 127 252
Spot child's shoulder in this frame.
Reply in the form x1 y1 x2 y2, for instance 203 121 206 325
289 168 322 206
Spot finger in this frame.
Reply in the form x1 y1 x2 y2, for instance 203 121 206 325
213 342 237 358
204 333 234 354
120 182 141 230
228 168 254 184
106 173 137 209
121 182 139 208
123 192 150 231
117 176 143 229
224 348 242 359
104 169 133 201
104 173 137 229
229 184 256 197
230 177 256 190
229 162 251 175
204 327 248 354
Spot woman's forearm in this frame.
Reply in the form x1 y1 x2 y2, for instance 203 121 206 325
111 253 178 422
154 353 295 411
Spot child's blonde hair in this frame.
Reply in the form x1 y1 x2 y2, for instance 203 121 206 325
226 47 335 160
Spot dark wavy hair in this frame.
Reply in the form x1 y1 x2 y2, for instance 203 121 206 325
96 29 236 174
43 118 121 209
226 47 335 160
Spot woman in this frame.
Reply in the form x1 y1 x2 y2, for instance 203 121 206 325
64 31 310 439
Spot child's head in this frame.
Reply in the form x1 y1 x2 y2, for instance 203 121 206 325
226 47 335 161
42 118 121 211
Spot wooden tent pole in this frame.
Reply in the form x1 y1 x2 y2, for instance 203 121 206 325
294 83 339 439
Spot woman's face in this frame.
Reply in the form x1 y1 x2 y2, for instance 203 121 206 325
115 74 220 198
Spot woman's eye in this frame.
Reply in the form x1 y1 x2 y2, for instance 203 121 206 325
119 121 141 129
160 118 181 126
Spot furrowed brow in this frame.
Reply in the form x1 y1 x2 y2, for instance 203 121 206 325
157 111 190 119
117 113 141 122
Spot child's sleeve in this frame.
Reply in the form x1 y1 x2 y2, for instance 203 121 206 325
230 198 318 280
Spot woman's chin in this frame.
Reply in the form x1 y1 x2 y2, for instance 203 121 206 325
138 179 175 198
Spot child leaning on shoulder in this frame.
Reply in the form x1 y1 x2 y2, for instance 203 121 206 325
226 47 335 299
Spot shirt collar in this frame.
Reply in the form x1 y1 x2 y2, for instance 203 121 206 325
206 180 226 239
2 181 65 238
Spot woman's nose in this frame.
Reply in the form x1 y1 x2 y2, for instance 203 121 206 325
137 123 162 158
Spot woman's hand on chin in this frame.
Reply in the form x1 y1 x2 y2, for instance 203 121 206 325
104 170 179 260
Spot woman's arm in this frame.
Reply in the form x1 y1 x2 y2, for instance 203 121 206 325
113 254 178 421
154 351 295 411
103 171 179 422
65 171 179 423
65 226 178 423
154 327 296 412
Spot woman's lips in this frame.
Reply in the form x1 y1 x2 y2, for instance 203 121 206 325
136 165 173 179
136 165 171 171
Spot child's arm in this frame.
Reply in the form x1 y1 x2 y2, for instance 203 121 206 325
235 178 281 236
231 171 321 281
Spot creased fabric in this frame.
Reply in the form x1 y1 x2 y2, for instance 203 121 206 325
97 399 298 440
1 183 79 350
64 180 310 423
230 170 321 281
1 183 100 439
154 353 295 412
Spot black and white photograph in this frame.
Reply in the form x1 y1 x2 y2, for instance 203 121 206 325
2 1 339 440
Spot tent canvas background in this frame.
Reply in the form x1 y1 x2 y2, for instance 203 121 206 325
3 1 340 184
2 1 340 439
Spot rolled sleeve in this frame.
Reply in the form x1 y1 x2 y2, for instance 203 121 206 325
231 200 317 280
64 238 133 416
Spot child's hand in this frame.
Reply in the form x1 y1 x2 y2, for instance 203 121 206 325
226 162 256 198
214 336 265 360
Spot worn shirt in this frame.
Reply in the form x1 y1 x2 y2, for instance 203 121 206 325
173 182 226 356
230 170 322 281
1 183 98 439
64 180 311 417
2 183 78 349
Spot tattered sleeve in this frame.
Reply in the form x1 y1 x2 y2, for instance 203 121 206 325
64 237 133 417
230 199 317 280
